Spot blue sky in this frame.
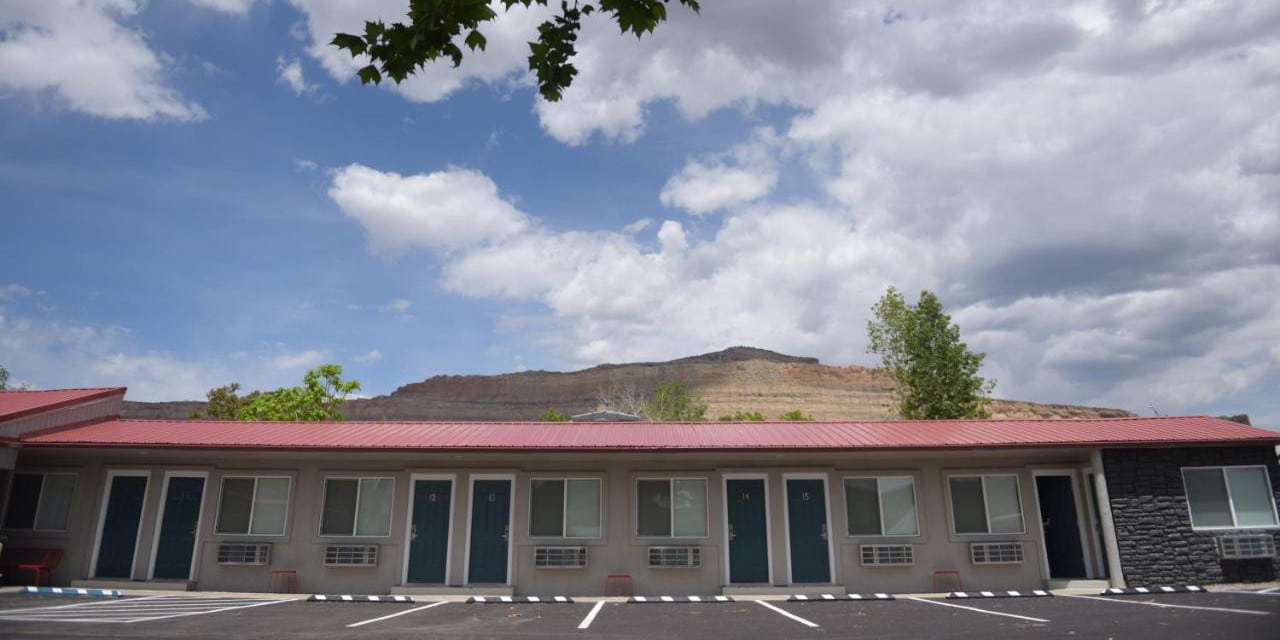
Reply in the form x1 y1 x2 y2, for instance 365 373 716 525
2 1 1279 426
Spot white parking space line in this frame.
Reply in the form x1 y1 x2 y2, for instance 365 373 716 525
578 601 606 629
0 595 171 614
1062 594 1271 616
905 596 1050 623
754 600 820 628
347 601 448 628
132 598 291 622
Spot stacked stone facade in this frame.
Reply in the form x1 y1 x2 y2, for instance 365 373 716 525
1103 447 1280 585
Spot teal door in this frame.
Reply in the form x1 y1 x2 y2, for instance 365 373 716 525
467 479 511 583
407 479 453 583
153 476 205 580
786 479 831 583
727 479 770 583
95 474 148 579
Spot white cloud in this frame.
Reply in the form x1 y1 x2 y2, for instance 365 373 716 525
187 0 258 14
622 218 653 234
0 0 206 121
353 348 382 363
0 284 33 301
379 298 411 313
271 349 327 370
329 163 529 255
660 129 780 215
294 158 319 171
275 55 316 95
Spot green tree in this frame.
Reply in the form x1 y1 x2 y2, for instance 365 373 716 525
537 407 569 422
0 364 8 390
193 365 361 422
718 410 765 422
866 287 996 419
643 380 707 421
777 410 813 421
332 0 700 102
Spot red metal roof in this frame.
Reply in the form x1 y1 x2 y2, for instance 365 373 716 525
0 388 125 421
19 415 1280 452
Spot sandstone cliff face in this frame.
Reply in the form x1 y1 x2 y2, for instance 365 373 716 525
123 346 1132 421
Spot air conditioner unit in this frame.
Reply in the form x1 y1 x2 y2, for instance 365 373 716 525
534 546 589 568
648 546 701 568
217 542 271 566
324 544 379 567
970 541 1023 565
1218 535 1276 560
860 544 914 566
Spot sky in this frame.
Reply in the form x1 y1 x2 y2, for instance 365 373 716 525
1 1 1278 426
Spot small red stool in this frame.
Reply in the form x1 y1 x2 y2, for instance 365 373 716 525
268 570 298 594
605 574 633 597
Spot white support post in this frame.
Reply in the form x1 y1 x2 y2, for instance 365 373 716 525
1090 449 1126 588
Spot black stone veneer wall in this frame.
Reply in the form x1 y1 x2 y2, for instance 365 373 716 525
1103 447 1280 586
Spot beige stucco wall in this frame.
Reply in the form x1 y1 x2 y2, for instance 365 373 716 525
3 447 1105 595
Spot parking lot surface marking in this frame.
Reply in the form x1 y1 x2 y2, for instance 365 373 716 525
0 595 288 624
345 600 447 627
905 596 1050 623
578 600 606 629
755 599 819 628
1062 593 1271 616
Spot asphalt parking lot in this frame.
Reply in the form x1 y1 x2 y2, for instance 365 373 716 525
0 590 1277 639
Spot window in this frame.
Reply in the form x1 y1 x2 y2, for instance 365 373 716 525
530 478 601 538
215 476 291 536
1182 466 1279 530
320 478 394 537
637 478 707 537
845 476 919 536
948 474 1024 535
3 472 75 531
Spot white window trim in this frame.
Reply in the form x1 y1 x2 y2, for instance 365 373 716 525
635 477 710 539
1181 465 1280 531
214 475 292 537
843 475 921 538
318 476 396 538
947 473 1027 536
527 477 603 540
1 471 77 533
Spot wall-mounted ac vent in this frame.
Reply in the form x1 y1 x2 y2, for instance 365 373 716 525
860 544 914 566
534 546 589 568
648 546 701 568
324 544 379 567
1218 534 1276 560
970 541 1023 565
217 542 272 566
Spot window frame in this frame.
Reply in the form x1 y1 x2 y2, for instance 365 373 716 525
1181 465 1280 531
527 477 604 540
1 471 77 533
842 474 921 538
946 473 1026 536
214 475 293 537
634 476 710 539
318 476 396 538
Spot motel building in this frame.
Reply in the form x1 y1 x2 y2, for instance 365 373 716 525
1 387 1278 597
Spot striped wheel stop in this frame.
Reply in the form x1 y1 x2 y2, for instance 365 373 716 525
1101 586 1204 595
20 586 122 598
466 596 574 604
947 590 1052 599
788 593 895 602
309 595 415 603
627 596 734 603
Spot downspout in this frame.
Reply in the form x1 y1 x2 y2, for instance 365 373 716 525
1090 449 1126 588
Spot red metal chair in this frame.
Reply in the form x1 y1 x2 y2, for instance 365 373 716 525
16 549 64 587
